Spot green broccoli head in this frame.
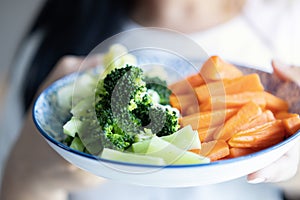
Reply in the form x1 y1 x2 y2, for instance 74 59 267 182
103 122 134 150
95 65 179 151
103 65 145 96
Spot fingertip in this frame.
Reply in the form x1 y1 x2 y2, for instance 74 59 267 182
271 59 291 81
247 176 266 184
247 171 266 184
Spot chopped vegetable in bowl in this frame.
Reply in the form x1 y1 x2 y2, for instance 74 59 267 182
61 44 209 165
60 45 300 166
32 43 300 187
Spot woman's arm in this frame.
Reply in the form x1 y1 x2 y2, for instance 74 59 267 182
1 110 104 200
0 56 104 200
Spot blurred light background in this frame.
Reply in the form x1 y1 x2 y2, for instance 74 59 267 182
0 0 44 104
0 0 45 190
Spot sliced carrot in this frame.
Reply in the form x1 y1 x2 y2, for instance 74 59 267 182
167 55 297 162
189 149 201 154
195 74 264 103
200 55 243 81
168 79 193 95
169 94 180 110
214 102 263 141
169 94 198 114
197 127 219 142
222 73 264 95
186 73 205 87
239 110 275 131
180 108 238 130
194 80 227 103
275 112 299 120
168 74 204 95
228 120 285 149
282 116 300 137
225 74 264 93
263 91 289 112
228 148 256 158
200 92 266 111
200 140 230 161
185 104 201 116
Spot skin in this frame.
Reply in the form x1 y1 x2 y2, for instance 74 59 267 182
132 0 246 33
1 0 299 199
1 56 105 200
132 1 300 185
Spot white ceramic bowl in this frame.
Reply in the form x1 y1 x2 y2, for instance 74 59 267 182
33 65 300 188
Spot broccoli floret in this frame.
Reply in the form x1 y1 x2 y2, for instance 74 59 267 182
103 122 134 150
159 108 180 136
145 106 180 137
106 66 150 133
95 65 179 151
103 66 145 96
95 65 150 150
144 76 172 105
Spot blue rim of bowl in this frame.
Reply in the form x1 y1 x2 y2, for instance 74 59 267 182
32 72 300 169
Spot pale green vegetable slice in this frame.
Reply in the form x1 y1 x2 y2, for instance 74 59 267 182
132 140 150 154
132 125 201 153
146 136 210 165
161 125 201 150
101 148 166 165
63 117 83 137
57 73 97 109
70 137 85 152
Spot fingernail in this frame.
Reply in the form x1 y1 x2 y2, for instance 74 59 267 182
247 177 266 184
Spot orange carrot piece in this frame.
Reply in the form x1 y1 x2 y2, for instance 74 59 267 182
228 148 256 158
214 102 263 141
225 74 264 94
200 140 230 161
185 103 201 116
197 127 219 142
168 74 205 95
263 91 289 112
186 73 205 87
168 80 193 95
194 80 227 103
195 74 264 103
239 110 275 131
282 116 300 137
189 149 201 154
180 108 238 130
275 112 299 120
169 94 180 110
200 55 243 81
228 120 285 149
169 94 198 114
199 92 266 111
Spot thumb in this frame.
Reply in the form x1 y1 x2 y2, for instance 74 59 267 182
247 143 300 184
272 60 300 86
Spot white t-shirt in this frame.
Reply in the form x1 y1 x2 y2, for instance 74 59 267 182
191 0 300 70
124 0 300 72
